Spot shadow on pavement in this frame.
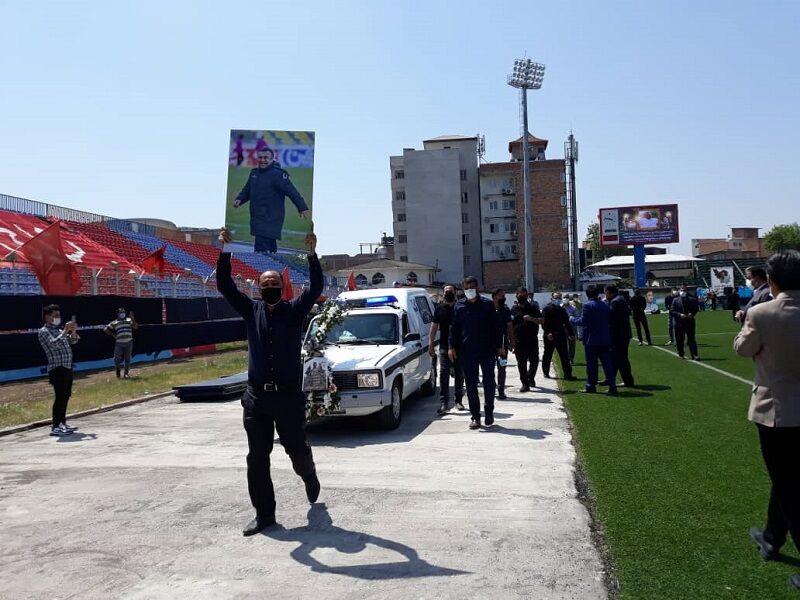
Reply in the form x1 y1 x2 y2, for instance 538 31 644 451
481 426 552 441
263 503 469 580
55 432 98 443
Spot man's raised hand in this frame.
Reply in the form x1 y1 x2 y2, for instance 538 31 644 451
219 227 232 245
304 231 317 254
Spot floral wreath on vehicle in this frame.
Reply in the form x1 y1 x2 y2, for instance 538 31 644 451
302 300 346 421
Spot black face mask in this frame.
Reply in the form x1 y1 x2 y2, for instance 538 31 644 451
517 295 528 304
444 291 456 302
497 298 506 306
261 287 282 304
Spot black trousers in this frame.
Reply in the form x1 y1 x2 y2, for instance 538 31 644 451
438 349 464 403
514 344 539 387
757 423 800 553
241 389 314 518
461 353 496 421
611 339 634 386
496 360 506 394
632 313 651 344
48 366 73 428
542 335 573 378
675 320 698 357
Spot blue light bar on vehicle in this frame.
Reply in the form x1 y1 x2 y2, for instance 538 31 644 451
344 295 400 309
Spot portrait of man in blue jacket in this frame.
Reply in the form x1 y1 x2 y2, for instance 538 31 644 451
233 147 311 254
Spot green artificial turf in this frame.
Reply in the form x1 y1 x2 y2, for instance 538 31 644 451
560 310 799 599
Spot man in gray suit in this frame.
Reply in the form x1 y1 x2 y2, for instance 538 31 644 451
734 250 800 591
736 265 772 323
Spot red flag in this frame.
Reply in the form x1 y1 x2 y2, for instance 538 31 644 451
347 271 357 291
281 266 294 300
16 221 82 295
141 245 166 274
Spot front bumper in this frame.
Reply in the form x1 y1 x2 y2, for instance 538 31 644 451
330 387 391 417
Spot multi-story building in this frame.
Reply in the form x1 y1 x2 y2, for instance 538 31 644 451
390 135 482 285
480 134 571 290
692 227 767 260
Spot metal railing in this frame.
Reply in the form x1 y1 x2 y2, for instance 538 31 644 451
0 193 109 223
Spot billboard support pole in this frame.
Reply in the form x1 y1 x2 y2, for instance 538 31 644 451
633 245 646 288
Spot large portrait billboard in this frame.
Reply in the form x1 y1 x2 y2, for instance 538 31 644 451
224 129 314 253
599 204 679 246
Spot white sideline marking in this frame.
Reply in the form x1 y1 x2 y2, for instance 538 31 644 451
650 345 753 386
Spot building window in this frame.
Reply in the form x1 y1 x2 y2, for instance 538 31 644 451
462 234 469 245
510 221 517 232
372 272 386 285
511 244 517 255
395 190 405 201
502 199 515 210
489 200 498 210
460 169 467 181
561 218 568 229
489 223 498 233
560 195 567 207
397 213 406 222
400 255 408 262
394 170 404 179
560 172 567 183
463 255 471 266
355 274 368 287
398 234 407 243
462 192 468 204
462 212 469 224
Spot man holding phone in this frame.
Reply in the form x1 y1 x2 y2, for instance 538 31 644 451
38 304 79 436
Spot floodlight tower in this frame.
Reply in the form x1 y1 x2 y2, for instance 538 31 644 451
508 58 545 291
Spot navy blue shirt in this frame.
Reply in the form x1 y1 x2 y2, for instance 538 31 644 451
216 252 322 393
450 296 499 357
235 164 309 240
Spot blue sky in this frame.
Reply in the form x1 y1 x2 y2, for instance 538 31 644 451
1 0 798 256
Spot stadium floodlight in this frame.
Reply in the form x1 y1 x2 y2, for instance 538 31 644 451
507 58 546 291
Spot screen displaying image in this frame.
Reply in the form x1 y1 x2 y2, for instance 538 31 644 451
600 204 679 246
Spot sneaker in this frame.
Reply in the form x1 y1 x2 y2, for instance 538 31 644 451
485 414 495 427
638 341 644 346
664 341 672 346
49 424 71 436
469 419 481 430
455 402 466 411
61 422 78 432
437 402 448 416
692 356 700 361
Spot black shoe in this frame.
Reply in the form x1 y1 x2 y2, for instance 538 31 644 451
469 419 481 430
497 393 507 400
519 386 530 393
582 386 597 394
304 473 321 504
543 372 553 379
564 375 577 381
243 514 276 536
790 574 800 590
485 414 495 427
437 402 448 416
678 354 686 359
692 355 700 361
608 386 618 396
598 380 611 387
749 527 779 560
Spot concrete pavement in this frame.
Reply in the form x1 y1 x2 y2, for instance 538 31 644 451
0 361 606 599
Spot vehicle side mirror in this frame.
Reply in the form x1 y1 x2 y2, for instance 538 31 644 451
403 332 421 343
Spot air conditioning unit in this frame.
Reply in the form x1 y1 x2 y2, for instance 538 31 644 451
501 188 513 195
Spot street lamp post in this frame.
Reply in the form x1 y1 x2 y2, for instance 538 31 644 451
508 59 545 292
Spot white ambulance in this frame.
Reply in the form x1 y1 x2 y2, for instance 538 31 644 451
304 288 437 429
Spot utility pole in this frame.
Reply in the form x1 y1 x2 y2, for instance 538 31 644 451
565 133 581 290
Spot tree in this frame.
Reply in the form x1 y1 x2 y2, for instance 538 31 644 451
764 223 800 253
585 222 628 263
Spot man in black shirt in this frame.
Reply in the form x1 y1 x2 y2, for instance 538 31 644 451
511 287 542 392
429 284 465 415
630 289 651 346
450 276 501 430
541 293 576 380
670 285 700 360
492 289 514 399
217 227 323 536
606 284 634 387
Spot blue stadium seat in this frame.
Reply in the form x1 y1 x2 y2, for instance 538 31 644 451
115 230 215 278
